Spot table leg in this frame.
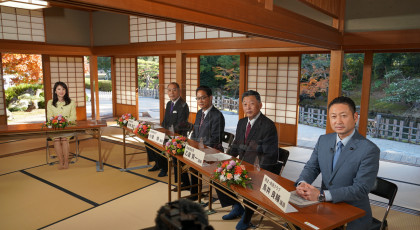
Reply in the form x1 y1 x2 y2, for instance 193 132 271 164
97 128 104 172
168 155 172 202
123 129 127 169
177 159 181 200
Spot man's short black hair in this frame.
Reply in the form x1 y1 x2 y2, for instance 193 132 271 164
328 96 356 114
242 90 261 102
168 82 180 89
196 85 212 96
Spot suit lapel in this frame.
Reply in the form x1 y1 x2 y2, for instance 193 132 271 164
329 132 360 182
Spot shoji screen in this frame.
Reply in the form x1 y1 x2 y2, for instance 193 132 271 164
114 57 138 118
183 25 245 40
129 16 176 43
0 6 45 42
49 56 86 120
163 57 176 103
185 57 199 113
247 56 300 145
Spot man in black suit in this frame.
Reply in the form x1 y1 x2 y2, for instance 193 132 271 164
146 82 189 178
216 90 279 230
189 85 225 200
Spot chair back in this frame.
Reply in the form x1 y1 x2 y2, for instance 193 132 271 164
186 122 194 139
277 147 289 176
370 177 398 230
221 132 235 154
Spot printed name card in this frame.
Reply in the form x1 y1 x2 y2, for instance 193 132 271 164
127 120 139 130
260 175 297 213
184 144 206 166
148 129 166 145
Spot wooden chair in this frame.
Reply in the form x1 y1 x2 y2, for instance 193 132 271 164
221 131 235 154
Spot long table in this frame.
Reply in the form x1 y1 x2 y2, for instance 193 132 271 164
0 120 107 171
122 126 365 230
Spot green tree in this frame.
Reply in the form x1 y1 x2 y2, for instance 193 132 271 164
98 57 111 79
138 56 159 89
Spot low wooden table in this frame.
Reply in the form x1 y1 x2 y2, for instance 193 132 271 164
0 120 107 171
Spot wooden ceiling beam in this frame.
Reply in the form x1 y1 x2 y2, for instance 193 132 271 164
92 37 327 56
343 29 420 51
0 40 92 55
49 0 341 49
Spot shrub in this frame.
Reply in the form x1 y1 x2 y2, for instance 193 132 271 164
84 79 112 91
5 84 43 106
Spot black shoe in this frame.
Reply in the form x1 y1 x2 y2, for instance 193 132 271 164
148 164 160 172
187 196 198 201
158 170 168 177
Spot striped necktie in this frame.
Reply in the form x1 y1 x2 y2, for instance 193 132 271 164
333 141 343 170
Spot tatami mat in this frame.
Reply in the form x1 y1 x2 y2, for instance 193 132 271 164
1 126 419 230
0 172 93 230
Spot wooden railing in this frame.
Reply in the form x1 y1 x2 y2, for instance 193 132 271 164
299 107 420 144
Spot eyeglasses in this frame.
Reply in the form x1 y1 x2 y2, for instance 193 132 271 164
195 96 208 101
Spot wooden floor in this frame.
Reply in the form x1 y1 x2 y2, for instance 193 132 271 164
0 126 419 229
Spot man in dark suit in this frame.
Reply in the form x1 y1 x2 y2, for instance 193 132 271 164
146 82 189 179
296 96 380 230
189 85 225 200
216 90 279 230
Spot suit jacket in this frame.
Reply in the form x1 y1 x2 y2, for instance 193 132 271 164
161 98 189 136
229 114 279 173
296 131 380 229
191 106 225 151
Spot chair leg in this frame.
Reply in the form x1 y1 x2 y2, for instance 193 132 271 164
70 135 80 164
256 211 266 227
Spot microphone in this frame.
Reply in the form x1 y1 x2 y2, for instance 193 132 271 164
330 147 334 153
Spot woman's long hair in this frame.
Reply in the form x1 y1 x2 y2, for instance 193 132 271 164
52 81 71 107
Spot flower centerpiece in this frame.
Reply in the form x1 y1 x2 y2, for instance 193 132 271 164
213 160 252 188
43 115 71 129
116 113 135 127
164 136 188 155
133 121 151 137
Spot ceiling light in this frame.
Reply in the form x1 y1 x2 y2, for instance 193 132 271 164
0 0 49 10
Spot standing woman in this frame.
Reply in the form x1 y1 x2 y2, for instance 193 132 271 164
47 81 76 169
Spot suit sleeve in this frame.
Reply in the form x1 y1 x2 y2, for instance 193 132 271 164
329 144 380 203
260 121 279 170
68 101 77 122
174 102 190 136
296 137 322 186
161 102 169 128
209 111 225 150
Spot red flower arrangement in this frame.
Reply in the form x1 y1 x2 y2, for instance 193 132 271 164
213 159 252 188
43 115 71 129
116 113 135 127
164 136 187 155
133 121 151 137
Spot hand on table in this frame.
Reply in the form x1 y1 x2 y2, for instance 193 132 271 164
296 182 320 201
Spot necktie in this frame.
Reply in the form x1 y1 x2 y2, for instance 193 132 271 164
244 122 251 143
199 112 205 129
333 141 343 170
170 102 174 113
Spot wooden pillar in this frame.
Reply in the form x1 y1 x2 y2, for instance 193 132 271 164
0 54 6 125
111 57 116 117
239 53 247 119
159 56 165 124
326 50 344 134
358 51 373 137
42 55 52 120
176 50 186 99
89 56 100 120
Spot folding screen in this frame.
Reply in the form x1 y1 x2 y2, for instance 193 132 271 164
247 56 300 146
129 16 176 43
49 56 86 120
0 65 5 124
185 57 199 114
114 57 138 118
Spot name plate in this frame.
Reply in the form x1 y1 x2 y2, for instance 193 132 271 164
260 175 297 213
184 144 205 166
148 129 166 145
127 120 139 130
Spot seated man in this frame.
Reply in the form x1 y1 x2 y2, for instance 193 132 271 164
296 96 380 230
216 90 279 230
190 85 225 200
145 82 189 179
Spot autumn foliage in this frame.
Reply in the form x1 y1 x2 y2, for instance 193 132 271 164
2 53 43 85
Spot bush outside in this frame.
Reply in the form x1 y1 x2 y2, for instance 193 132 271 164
85 79 112 91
